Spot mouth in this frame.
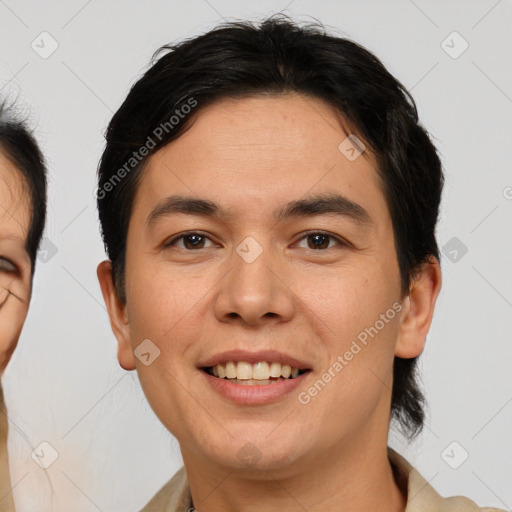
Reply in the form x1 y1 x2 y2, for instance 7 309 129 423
202 361 311 386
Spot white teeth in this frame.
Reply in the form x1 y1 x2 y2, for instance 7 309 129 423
269 362 282 378
236 361 253 380
252 362 270 379
210 361 303 381
225 361 237 379
232 378 281 386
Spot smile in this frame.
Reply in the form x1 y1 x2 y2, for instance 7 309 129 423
203 360 308 385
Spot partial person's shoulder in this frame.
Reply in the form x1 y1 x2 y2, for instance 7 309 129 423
139 466 192 512
388 447 508 512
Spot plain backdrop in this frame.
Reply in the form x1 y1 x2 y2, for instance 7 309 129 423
1 1 511 510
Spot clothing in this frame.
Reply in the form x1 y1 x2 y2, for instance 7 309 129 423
139 447 507 512
0 383 15 512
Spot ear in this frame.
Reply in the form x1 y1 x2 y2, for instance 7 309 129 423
97 260 136 371
395 257 442 358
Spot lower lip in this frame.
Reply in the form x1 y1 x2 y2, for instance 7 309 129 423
200 369 310 405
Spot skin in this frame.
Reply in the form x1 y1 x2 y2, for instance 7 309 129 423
0 151 32 375
98 93 442 512
0 150 32 512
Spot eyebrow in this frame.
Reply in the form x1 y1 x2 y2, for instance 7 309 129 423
146 193 372 227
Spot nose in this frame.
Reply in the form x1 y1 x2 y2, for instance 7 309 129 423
213 240 296 327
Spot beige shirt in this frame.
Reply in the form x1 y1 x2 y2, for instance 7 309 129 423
0 383 15 512
140 447 507 512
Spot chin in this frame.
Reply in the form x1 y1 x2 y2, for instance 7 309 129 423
196 428 309 474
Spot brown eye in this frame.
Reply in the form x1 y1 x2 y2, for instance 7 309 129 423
165 232 215 250
182 234 206 250
307 234 330 250
295 232 344 250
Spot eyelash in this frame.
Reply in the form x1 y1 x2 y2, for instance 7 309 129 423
164 230 349 251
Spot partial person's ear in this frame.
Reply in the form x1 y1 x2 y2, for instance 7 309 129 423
97 260 136 371
395 256 442 358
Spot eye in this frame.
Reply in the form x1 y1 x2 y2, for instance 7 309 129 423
164 232 217 251
294 231 346 250
0 256 17 273
163 231 348 251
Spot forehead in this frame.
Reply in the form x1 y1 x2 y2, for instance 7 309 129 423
133 93 388 227
0 150 31 244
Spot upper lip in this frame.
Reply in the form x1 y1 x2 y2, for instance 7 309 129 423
198 349 312 370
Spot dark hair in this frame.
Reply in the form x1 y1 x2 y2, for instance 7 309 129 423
97 14 444 440
0 101 47 276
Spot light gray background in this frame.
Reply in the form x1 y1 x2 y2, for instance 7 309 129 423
1 1 511 511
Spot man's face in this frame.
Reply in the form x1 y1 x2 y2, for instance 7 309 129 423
102 93 423 472
0 152 31 374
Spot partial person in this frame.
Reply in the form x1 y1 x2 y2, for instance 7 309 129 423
0 101 47 511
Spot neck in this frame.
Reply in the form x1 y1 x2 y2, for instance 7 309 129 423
183 431 406 512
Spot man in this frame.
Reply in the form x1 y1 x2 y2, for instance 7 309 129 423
97 15 504 511
0 101 47 511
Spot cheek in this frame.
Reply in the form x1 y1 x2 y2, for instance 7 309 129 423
125 261 208 345
296 260 401 408
297 259 399 340
0 298 29 372
299 299 401 436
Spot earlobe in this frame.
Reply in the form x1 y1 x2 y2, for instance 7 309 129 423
97 260 136 371
395 257 442 359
